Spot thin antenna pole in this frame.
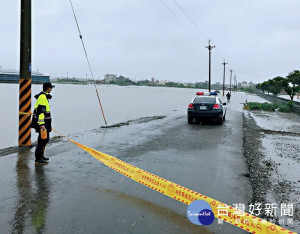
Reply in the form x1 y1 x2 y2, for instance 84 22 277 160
69 0 107 126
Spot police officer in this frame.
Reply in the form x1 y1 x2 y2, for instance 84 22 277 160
226 92 231 102
32 82 55 164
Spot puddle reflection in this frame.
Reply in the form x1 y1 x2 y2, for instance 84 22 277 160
11 151 50 233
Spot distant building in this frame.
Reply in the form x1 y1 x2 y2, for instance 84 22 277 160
104 74 117 83
0 69 50 84
159 80 170 85
151 77 155 83
248 82 255 87
116 76 125 83
240 81 249 88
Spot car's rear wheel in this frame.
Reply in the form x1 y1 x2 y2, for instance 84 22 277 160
218 117 223 124
188 117 194 124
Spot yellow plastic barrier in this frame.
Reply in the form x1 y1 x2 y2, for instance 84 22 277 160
51 128 296 234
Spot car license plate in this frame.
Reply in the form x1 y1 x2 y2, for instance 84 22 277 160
200 106 207 110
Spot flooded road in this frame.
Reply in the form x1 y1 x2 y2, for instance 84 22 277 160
0 84 200 149
2 90 297 233
0 91 259 234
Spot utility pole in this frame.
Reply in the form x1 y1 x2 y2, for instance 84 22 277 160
234 74 237 92
19 0 32 147
230 69 233 95
205 40 215 92
222 60 228 97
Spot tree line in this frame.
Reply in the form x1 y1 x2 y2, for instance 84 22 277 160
256 70 300 100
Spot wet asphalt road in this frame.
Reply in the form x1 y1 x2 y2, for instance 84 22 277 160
0 101 252 233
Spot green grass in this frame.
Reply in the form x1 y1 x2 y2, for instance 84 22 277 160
261 102 275 111
247 102 262 110
278 105 291 112
246 102 291 112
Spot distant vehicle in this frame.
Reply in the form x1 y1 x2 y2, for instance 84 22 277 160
187 92 227 124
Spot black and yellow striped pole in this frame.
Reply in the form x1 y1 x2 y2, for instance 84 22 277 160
19 0 32 147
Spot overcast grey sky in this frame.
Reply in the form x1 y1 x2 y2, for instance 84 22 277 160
1 0 300 84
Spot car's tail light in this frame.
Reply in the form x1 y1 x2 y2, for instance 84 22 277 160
196 92 204 95
188 103 194 109
213 104 221 109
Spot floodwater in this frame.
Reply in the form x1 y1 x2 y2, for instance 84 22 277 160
249 110 300 231
1 88 298 233
0 90 256 234
250 111 300 133
0 84 202 149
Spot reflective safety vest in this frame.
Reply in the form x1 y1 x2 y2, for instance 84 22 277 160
32 91 52 132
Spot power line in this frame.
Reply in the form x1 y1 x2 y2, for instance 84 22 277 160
160 2 273 83
160 0 202 44
161 0 229 85
172 0 209 41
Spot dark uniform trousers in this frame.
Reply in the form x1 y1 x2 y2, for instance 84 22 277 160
35 128 50 161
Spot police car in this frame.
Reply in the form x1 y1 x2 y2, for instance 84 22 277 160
187 91 227 124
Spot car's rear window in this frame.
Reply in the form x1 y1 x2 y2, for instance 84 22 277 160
193 97 216 103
